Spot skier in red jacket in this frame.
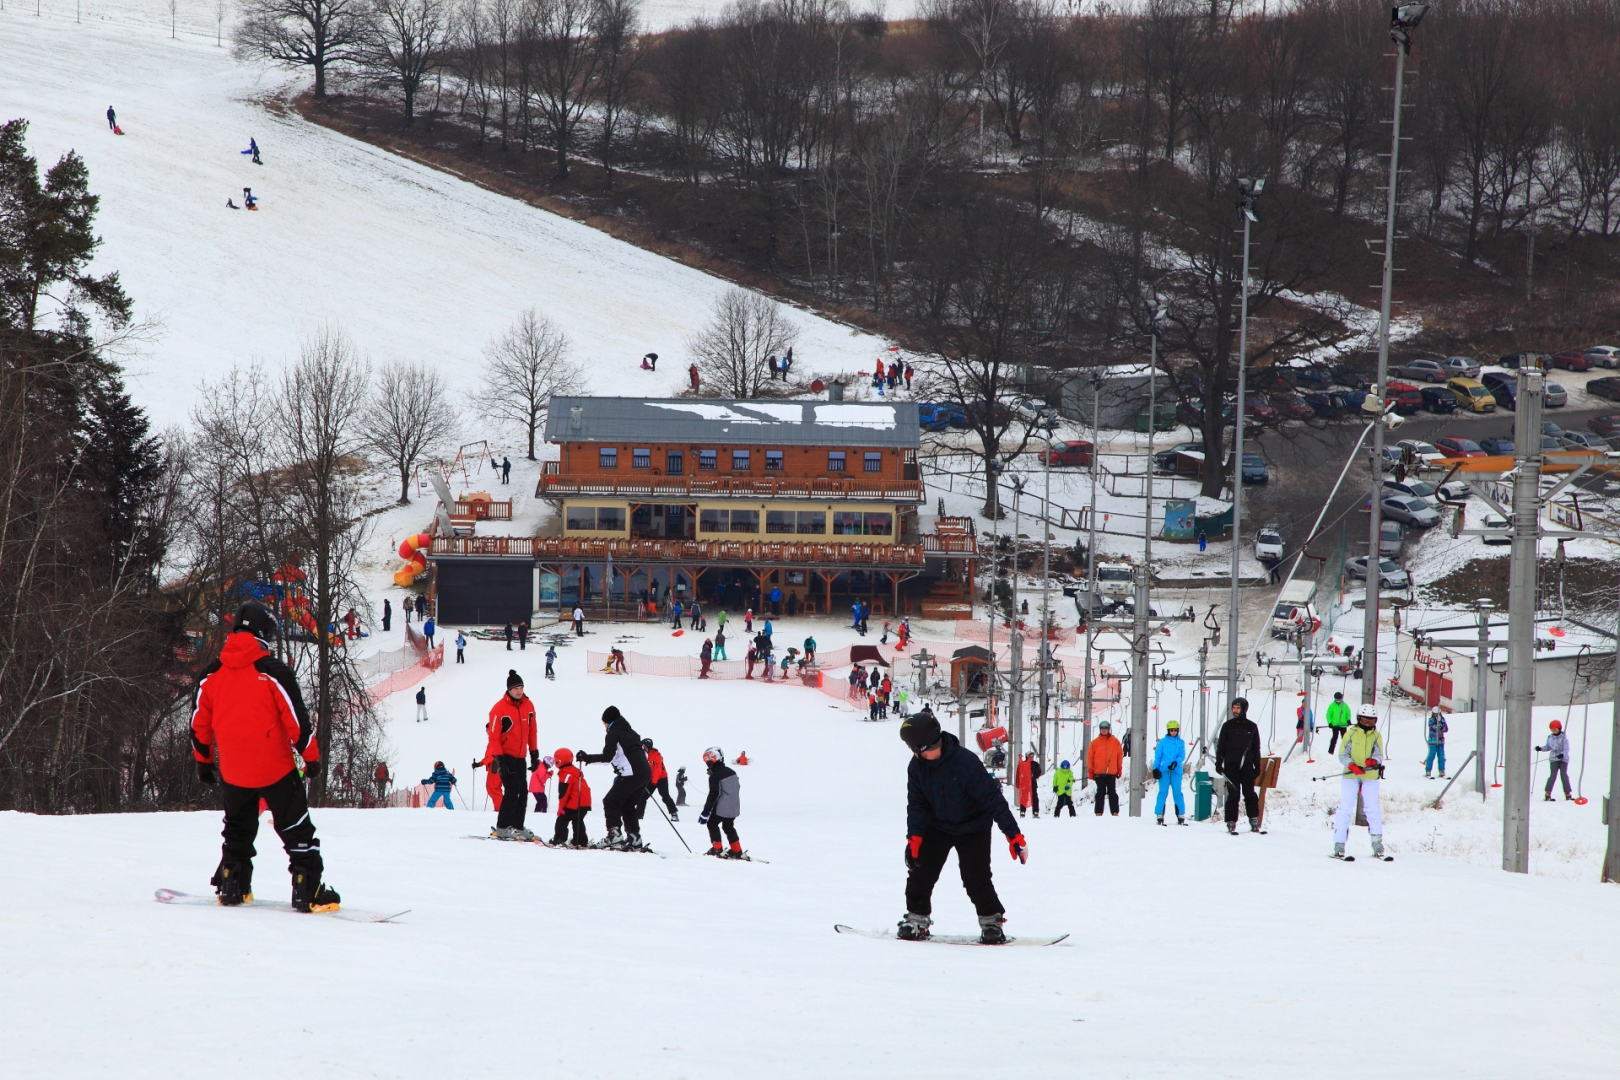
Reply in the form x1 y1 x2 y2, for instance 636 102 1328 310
481 669 539 839
643 738 678 820
191 602 339 912
549 747 592 847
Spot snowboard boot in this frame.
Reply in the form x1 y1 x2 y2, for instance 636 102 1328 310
1156 816 1166 826
706 842 724 856
1248 817 1262 833
1226 821 1239 835
978 913 1008 945
896 913 932 941
291 868 340 913
212 861 252 906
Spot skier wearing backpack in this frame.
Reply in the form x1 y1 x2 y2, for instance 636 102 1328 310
480 670 539 840
897 713 1027 945
1333 706 1389 860
190 601 339 912
1538 719 1573 801
577 706 652 850
699 746 743 857
1152 720 1187 825
1215 697 1263 835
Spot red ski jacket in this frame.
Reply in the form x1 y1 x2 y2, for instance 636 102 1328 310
191 633 318 788
556 764 591 811
647 748 668 785
483 691 538 763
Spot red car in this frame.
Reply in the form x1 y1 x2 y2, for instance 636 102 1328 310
1386 381 1425 414
1039 439 1094 467
1588 414 1620 439
1434 436 1486 458
1549 350 1592 371
1245 396 1279 423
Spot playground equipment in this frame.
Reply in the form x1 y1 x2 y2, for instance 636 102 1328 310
394 532 434 587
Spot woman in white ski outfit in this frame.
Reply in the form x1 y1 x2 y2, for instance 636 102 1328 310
1334 707 1387 860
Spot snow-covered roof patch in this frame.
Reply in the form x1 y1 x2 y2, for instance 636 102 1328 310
814 404 897 429
546 397 917 447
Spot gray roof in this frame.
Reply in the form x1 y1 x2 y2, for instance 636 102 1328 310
545 396 919 448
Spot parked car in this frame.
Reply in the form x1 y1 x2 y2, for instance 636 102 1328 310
1549 350 1593 371
1014 397 1056 424
1542 421 1563 438
1420 385 1458 413
1447 377 1497 413
1241 452 1270 483
1346 556 1412 589
1434 436 1486 458
1588 414 1620 439
1587 376 1620 402
1332 366 1373 391
1382 495 1440 527
1039 439 1095 467
1583 346 1620 369
1478 437 1514 456
1387 381 1426 414
1540 434 1563 452
1368 445 1403 470
1293 367 1334 390
1384 477 1439 504
1441 356 1482 380
1303 391 1340 417
1378 519 1404 557
1153 441 1202 472
1545 382 1568 407
1559 430 1607 451
1254 525 1285 561
1438 480 1471 502
1392 358 1447 382
1244 396 1279 424
1481 372 1517 410
918 403 959 431
1482 514 1510 545
1272 393 1316 420
1396 439 1445 465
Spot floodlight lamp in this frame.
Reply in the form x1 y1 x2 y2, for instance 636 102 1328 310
1392 4 1428 28
1242 206 1259 223
1153 305 1169 322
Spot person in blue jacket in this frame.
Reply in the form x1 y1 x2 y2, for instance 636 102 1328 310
1153 719 1188 826
422 761 457 808
898 711 1028 945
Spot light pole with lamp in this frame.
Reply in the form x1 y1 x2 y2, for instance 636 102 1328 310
1226 176 1263 707
1129 302 1168 815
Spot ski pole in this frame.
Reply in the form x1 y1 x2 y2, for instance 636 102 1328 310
648 794 692 853
1311 770 1352 782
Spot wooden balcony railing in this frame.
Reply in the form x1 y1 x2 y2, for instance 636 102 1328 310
537 473 925 502
433 535 937 567
447 499 512 521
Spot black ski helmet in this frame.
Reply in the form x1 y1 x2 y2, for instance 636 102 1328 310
641 738 655 750
233 601 278 640
900 714 943 754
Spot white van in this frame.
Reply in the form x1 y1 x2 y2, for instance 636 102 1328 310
1095 562 1135 600
1270 579 1318 638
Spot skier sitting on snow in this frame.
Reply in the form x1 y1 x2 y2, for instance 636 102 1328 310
1333 707 1388 860
1152 720 1187 826
422 762 457 809
577 706 652 850
897 713 1027 945
191 601 339 912
480 669 539 841
242 187 257 210
550 748 592 847
699 746 744 858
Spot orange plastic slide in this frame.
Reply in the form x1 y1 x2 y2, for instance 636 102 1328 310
394 533 433 587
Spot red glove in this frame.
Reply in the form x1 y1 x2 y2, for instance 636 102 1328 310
1008 834 1028 864
1347 763 1365 776
1365 758 1380 770
905 834 923 871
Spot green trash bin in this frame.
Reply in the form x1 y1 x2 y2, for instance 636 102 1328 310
1194 771 1213 821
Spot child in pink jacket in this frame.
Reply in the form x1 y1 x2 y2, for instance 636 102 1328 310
529 755 553 813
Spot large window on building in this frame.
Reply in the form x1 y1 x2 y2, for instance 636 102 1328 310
729 509 759 533
567 506 596 530
828 451 846 472
833 511 892 536
700 508 728 534
864 452 883 473
765 450 784 471
864 512 893 535
666 451 684 475
567 506 627 531
699 449 717 471
833 511 862 535
597 507 625 531
731 449 751 471
632 448 651 469
766 511 795 534
599 447 618 469
796 511 826 534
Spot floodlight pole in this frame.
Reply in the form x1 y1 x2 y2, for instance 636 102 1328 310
1130 309 1164 816
1603 581 1620 883
1227 186 1257 706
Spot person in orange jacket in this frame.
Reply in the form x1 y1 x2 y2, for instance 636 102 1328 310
191 601 339 912
1015 751 1042 818
549 748 592 847
643 738 678 819
480 669 539 839
1086 719 1123 816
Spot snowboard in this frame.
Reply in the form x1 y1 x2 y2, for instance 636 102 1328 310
154 888 408 923
462 835 665 858
833 924 1068 947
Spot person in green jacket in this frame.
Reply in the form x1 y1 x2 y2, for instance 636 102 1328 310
1325 691 1352 755
1051 760 1077 817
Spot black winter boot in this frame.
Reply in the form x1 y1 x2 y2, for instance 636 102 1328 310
978 913 1008 945
212 861 252 906
291 867 340 913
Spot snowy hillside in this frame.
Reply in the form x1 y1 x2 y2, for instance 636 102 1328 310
1 12 898 430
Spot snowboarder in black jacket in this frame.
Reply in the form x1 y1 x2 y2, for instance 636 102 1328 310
898 713 1027 944
1215 697 1264 835
577 706 652 850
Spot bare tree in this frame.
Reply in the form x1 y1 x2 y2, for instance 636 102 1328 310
688 288 800 399
592 0 643 179
473 308 583 458
358 0 450 125
367 360 460 502
529 0 604 177
235 0 365 98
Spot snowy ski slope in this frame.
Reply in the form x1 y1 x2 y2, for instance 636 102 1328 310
0 11 896 430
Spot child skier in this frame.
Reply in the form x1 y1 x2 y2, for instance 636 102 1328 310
897 713 1027 944
1152 720 1187 825
1051 759 1076 816
644 738 678 819
1424 707 1449 778
675 766 688 806
423 761 457 809
1537 719 1572 800
577 706 652 850
699 746 744 858
480 669 539 840
242 137 261 164
550 748 591 847
530 754 553 812
191 601 339 912
1333 707 1390 860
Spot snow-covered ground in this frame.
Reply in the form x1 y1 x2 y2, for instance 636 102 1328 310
2 11 899 431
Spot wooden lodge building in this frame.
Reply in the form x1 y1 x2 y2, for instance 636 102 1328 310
430 396 979 624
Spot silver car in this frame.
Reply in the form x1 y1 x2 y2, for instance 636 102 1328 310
1379 519 1404 557
1583 346 1620 369
1545 383 1568 407
1442 356 1482 380
1346 556 1411 590
1382 495 1440 527
1559 430 1605 450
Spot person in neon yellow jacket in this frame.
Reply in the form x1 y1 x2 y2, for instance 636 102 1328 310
1051 760 1077 817
1333 707 1388 860
1325 692 1352 755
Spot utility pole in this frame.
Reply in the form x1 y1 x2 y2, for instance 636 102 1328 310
1038 421 1055 768
1008 477 1025 781
1603 582 1620 883
1503 368 1544 874
1364 4 1427 707
1129 304 1168 816
1228 178 1262 706
1082 374 1102 785
1475 600 1494 796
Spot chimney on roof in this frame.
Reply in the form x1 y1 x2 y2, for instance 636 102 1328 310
569 406 583 431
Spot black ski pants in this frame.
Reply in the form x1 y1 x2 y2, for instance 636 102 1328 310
1054 794 1076 817
1327 727 1345 755
706 816 739 845
603 776 650 835
1224 773 1259 823
219 768 321 889
905 826 1002 918
651 776 677 815
552 808 589 846
1093 774 1119 815
494 756 528 830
